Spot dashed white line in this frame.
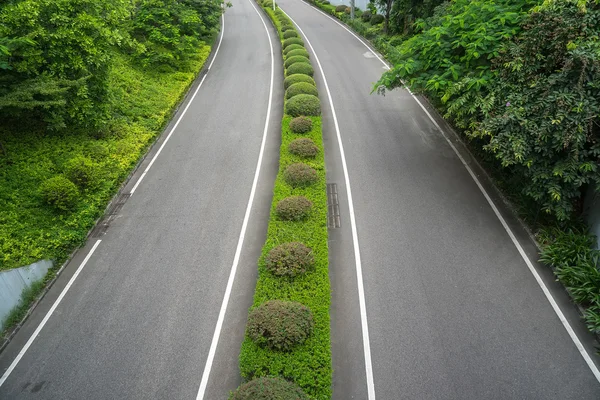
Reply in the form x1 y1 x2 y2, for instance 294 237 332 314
295 0 600 383
0 240 102 388
280 8 377 400
194 1 275 398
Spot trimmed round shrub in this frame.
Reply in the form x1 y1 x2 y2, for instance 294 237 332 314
229 377 309 400
246 300 314 351
64 156 97 189
284 163 318 187
284 55 310 69
284 74 315 90
335 4 346 12
361 10 371 22
282 30 298 39
285 62 314 77
40 176 79 211
283 44 304 56
266 242 315 277
285 94 320 116
288 138 319 158
281 25 294 33
283 37 304 49
286 82 318 100
286 48 310 59
276 196 312 221
370 14 384 24
289 116 313 134
322 0 330 3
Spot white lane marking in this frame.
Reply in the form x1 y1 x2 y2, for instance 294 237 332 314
194 1 275 398
0 240 102 388
130 15 226 195
298 0 600 382
280 8 377 400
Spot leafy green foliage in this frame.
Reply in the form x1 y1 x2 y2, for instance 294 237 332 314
64 156 98 189
285 62 314 78
289 116 313 133
361 10 372 21
39 176 79 211
276 196 313 221
283 37 304 49
285 94 320 116
288 138 318 158
284 163 318 188
229 377 310 400
266 242 315 277
284 55 310 69
370 14 385 24
285 82 318 100
283 44 305 56
335 4 348 12
283 30 299 39
284 74 315 91
285 49 310 59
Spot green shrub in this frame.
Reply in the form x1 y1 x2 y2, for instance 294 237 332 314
335 4 347 12
285 63 314 77
283 37 304 49
64 156 98 189
283 44 305 56
276 196 312 221
284 74 316 90
246 300 314 351
40 176 79 211
284 163 318 188
283 30 299 39
284 56 310 70
289 116 313 133
86 143 109 161
229 377 310 400
285 94 320 116
286 82 318 100
288 138 318 158
344 6 351 14
266 242 315 277
286 49 310 59
370 14 384 24
361 10 371 21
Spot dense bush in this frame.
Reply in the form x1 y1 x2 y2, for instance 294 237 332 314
86 143 109 161
285 49 310 59
284 56 311 70
288 138 318 158
246 300 314 351
283 37 304 49
283 44 305 56
64 156 98 189
229 377 309 400
370 14 384 24
285 94 320 116
335 4 347 12
39 176 79 211
266 242 315 277
361 10 371 22
284 74 316 91
276 196 313 221
283 30 299 39
289 116 313 133
284 163 318 188
285 82 318 100
285 62 314 77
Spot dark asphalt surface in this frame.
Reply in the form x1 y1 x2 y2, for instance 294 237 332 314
278 0 600 399
0 0 282 398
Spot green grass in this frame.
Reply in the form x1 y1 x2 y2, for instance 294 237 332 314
0 46 211 271
1 278 46 338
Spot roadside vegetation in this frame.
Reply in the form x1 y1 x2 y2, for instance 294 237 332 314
308 0 600 336
232 3 332 399
0 0 223 334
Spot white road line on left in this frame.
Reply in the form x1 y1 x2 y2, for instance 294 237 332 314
194 0 275 398
130 14 226 195
0 240 102 388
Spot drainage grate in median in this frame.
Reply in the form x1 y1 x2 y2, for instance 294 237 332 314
327 183 341 229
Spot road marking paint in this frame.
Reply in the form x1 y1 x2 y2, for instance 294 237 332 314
280 9 377 399
194 1 275 398
130 14 225 195
0 240 102 388
297 0 600 383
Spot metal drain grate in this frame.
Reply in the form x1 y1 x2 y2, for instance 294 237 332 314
327 183 341 229
93 193 131 237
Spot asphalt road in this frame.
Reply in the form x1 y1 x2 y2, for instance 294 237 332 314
0 0 282 398
277 0 600 399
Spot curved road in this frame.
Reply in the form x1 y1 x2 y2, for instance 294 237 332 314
277 1 600 399
0 0 282 398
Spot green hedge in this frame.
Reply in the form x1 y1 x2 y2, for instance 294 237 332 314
238 3 331 399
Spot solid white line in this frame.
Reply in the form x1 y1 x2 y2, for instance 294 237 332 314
280 8 377 400
194 1 275 398
297 0 600 382
0 240 102 388
130 14 225 195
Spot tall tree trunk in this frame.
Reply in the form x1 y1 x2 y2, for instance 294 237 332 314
384 0 393 34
